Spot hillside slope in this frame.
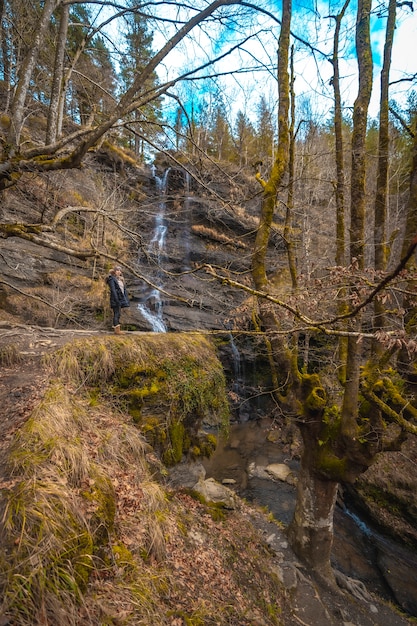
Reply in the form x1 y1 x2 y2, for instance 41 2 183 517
0 146 265 334
0 327 414 626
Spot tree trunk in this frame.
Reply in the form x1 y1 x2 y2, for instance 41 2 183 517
252 0 291 290
0 0 11 111
400 131 417 259
331 0 349 268
373 0 396 348
349 0 373 269
398 128 417 372
284 45 298 290
330 0 350 382
287 457 338 583
8 0 61 147
46 2 69 144
374 0 395 271
341 0 372 433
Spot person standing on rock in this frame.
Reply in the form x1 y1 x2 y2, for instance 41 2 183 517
106 266 130 334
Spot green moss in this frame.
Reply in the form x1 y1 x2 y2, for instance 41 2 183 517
88 388 101 407
316 450 347 480
163 420 185 466
82 471 116 543
117 363 154 388
130 408 142 423
359 396 372 418
140 416 166 445
111 542 137 574
71 531 94 591
266 601 282 621
125 383 160 410
301 373 327 414
358 483 407 518
320 405 342 442
190 445 202 458
169 422 185 463
197 433 218 458
206 433 217 447
187 489 227 521
305 386 327 411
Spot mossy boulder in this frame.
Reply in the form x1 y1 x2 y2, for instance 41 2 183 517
50 334 229 466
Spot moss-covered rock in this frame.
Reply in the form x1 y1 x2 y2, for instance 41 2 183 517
48 334 229 466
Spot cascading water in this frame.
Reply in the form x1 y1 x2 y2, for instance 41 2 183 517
229 333 242 384
226 330 251 422
181 171 192 271
137 167 169 332
137 291 166 332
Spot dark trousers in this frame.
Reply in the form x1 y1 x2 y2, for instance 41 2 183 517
112 306 121 327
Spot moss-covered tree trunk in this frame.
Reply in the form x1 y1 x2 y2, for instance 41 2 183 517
250 0 293 395
398 128 417 373
373 0 396 350
251 0 356 582
341 0 373 435
286 0 372 580
287 374 338 582
251 0 290 291
330 0 350 382
284 45 298 290
331 0 349 269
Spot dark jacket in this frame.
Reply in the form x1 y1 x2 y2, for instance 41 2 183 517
106 274 130 308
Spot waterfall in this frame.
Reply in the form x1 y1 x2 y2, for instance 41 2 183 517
343 506 372 537
227 332 251 421
137 294 166 333
149 168 169 257
229 333 242 384
136 168 169 332
181 171 192 270
149 169 168 254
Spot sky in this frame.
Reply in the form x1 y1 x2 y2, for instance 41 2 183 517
146 0 417 125
99 0 417 129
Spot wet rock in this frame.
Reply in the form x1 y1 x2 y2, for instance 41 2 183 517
266 462 292 482
192 477 237 509
168 461 206 488
377 548 417 616
247 461 269 480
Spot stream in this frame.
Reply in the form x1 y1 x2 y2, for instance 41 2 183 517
202 418 417 617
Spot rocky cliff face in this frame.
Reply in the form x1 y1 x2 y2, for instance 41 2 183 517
0 150 274 334
0 147 278 422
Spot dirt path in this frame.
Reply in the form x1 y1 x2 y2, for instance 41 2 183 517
0 323 105 472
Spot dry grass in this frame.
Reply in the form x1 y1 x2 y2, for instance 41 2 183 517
0 376 164 625
0 342 22 366
5 269 107 329
191 224 248 248
0 334 287 625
